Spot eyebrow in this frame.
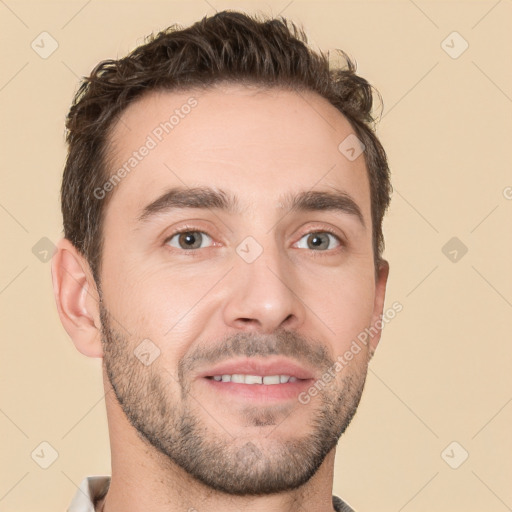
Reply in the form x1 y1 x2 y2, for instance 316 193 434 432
137 186 365 228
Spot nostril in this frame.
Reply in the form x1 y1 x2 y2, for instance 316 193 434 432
237 318 259 325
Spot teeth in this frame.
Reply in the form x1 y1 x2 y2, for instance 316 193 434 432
246 375 263 384
213 374 298 385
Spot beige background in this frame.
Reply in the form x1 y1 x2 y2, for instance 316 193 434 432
1 0 511 510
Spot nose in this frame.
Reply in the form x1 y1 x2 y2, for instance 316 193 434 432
222 242 306 334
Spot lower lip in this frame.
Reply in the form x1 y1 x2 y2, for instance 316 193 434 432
201 377 313 401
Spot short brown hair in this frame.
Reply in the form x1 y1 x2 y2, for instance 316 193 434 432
61 10 391 284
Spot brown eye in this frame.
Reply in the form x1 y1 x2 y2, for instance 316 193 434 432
295 232 341 251
166 231 213 250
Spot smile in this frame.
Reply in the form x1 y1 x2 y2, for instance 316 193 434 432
207 374 300 384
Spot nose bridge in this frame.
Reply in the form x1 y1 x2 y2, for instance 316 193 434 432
222 235 305 333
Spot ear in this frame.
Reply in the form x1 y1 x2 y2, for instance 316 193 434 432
51 238 103 358
368 259 390 355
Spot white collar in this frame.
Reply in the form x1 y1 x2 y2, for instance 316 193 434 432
68 476 110 512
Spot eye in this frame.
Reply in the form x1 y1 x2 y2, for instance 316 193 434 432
295 231 342 251
165 230 213 250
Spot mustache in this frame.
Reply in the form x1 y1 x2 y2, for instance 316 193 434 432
178 329 334 381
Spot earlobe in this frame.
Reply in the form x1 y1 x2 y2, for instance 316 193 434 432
51 238 103 358
368 259 390 354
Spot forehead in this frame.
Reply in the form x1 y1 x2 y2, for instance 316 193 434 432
104 84 370 224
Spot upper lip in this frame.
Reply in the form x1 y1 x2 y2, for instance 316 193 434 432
197 357 316 380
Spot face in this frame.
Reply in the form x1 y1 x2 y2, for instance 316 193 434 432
98 84 387 495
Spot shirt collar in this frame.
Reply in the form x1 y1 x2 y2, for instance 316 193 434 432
67 475 354 511
68 476 110 512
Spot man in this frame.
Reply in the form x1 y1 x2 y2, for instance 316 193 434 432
52 10 391 512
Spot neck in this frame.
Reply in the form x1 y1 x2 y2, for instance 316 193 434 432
100 371 337 512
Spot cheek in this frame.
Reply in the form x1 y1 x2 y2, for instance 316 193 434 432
100 264 180 345
304 267 376 351
101 264 216 372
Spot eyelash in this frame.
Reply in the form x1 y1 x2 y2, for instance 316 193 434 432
163 225 345 256
298 228 345 256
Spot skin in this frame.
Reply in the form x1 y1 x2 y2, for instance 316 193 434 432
52 84 389 512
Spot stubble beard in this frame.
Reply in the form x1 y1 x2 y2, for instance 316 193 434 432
99 302 369 496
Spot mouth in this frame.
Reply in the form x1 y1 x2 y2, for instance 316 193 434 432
197 358 315 402
206 374 300 384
